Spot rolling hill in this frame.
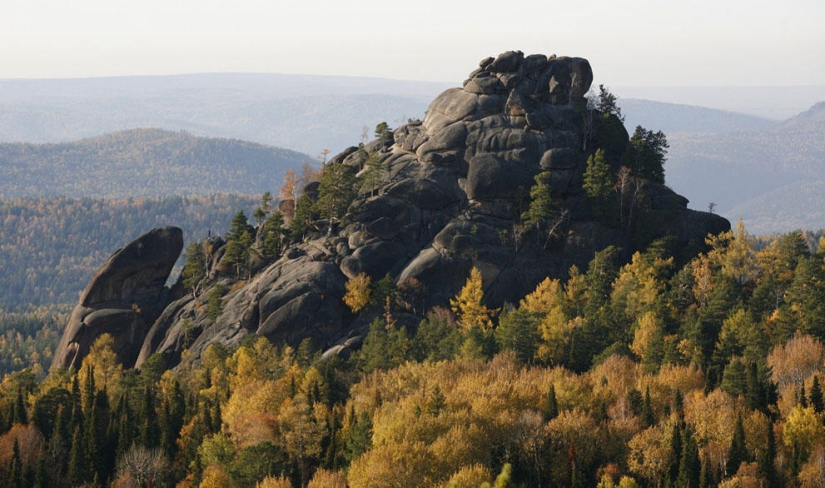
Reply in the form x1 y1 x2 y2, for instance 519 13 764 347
0 128 311 198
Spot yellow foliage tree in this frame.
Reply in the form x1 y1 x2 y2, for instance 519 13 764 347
450 267 495 330
520 277 562 313
344 273 372 313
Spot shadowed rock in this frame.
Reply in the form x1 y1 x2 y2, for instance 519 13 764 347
51 226 183 370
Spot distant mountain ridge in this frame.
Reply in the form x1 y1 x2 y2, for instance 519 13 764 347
665 101 825 233
0 128 310 198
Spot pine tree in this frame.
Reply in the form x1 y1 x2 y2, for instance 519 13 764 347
223 210 253 277
261 211 286 257
621 126 668 185
315 163 357 221
181 241 207 296
583 148 613 219
522 171 559 248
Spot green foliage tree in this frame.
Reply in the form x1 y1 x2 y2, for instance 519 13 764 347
360 152 383 197
583 149 614 219
261 211 286 257
522 171 561 248
622 126 668 185
181 241 207 297
597 84 623 121
374 122 393 141
206 284 224 324
223 210 253 277
315 164 357 221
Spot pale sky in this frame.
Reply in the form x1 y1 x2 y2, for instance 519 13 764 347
2 0 823 86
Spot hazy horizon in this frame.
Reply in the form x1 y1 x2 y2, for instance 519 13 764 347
2 0 822 87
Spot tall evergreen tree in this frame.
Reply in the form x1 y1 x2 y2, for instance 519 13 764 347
810 375 824 413
678 428 700 488
68 424 89 486
726 413 748 476
138 385 160 448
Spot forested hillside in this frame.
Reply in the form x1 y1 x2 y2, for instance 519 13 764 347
1 224 824 487
0 194 259 310
0 129 309 198
664 102 825 232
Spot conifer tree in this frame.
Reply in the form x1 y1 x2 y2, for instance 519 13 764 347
68 424 89 485
223 210 253 277
9 438 23 488
181 241 207 296
583 149 613 219
810 375 824 413
315 163 357 221
641 387 655 428
522 171 559 248
261 211 286 257
139 385 160 448
726 413 748 476
544 384 559 421
678 428 700 488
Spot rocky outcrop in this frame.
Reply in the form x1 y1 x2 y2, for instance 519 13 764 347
51 226 183 370
54 51 730 370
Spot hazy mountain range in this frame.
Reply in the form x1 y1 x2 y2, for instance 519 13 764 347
1 73 824 233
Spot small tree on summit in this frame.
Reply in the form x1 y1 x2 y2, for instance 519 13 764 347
622 126 668 185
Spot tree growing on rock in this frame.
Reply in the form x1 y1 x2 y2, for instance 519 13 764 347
223 210 253 278
583 149 613 220
315 164 357 222
622 126 668 185
181 241 207 297
522 172 566 249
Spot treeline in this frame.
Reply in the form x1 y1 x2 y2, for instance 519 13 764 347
0 128 310 199
2 222 825 486
0 194 259 310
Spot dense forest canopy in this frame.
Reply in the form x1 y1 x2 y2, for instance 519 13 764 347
1 221 825 487
0 194 259 311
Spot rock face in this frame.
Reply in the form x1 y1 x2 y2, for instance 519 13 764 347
51 226 183 370
54 51 730 370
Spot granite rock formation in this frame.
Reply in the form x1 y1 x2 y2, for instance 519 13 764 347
53 51 730 370
51 226 183 370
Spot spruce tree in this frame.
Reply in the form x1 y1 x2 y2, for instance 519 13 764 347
68 424 89 486
9 438 23 488
810 375 824 413
678 428 700 488
139 385 160 448
726 413 748 476
641 387 655 428
544 384 559 421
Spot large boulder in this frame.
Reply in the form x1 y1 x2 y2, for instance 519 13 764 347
51 226 183 370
